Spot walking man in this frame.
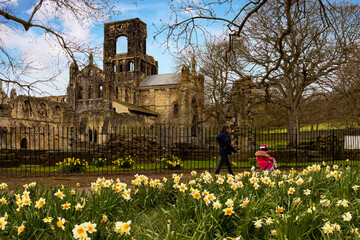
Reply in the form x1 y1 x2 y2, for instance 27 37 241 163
215 125 236 175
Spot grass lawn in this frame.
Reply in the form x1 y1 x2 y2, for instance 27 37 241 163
2 160 221 174
3 159 358 174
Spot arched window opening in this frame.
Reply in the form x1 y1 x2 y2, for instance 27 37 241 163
98 85 103 98
23 100 30 113
116 36 128 54
151 66 156 75
89 129 93 142
54 138 59 149
173 103 179 117
39 103 47 117
113 63 117 73
116 87 119 99
77 87 83 100
127 61 134 72
119 64 123 72
55 105 61 114
89 69 93 77
94 130 98 143
192 97 197 105
88 86 93 99
21 138 27 149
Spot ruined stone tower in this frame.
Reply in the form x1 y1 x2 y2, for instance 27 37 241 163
103 18 158 104
65 18 204 127
67 54 106 112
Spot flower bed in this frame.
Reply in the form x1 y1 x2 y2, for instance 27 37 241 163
158 155 183 169
112 156 134 169
0 163 360 239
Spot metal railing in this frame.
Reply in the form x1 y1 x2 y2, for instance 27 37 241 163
0 126 359 176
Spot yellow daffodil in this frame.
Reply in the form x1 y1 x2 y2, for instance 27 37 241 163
54 189 65 199
62 202 71 210
304 189 311 195
57 217 66 230
16 223 25 235
72 224 88 239
253 219 262 228
114 220 131 235
43 217 53 223
213 200 222 209
241 198 250 207
288 187 295 195
322 222 334 234
225 199 234 208
223 207 234 216
0 198 6 204
0 217 7 230
342 212 352 221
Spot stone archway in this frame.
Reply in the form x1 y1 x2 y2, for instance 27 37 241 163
20 138 27 149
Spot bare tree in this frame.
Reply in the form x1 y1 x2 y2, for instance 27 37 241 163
0 0 122 95
239 1 360 145
173 39 245 127
161 0 360 133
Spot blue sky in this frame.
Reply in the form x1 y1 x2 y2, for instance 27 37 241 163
97 0 179 74
2 0 206 95
1 0 360 96
89 0 229 74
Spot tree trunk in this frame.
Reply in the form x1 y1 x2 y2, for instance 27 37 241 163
287 108 299 147
217 108 226 129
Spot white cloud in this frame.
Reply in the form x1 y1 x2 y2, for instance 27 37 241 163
0 0 103 95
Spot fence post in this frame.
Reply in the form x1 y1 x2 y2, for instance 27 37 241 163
159 125 161 173
296 129 298 169
254 127 256 149
332 128 335 166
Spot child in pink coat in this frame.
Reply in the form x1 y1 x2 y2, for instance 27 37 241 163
255 144 276 171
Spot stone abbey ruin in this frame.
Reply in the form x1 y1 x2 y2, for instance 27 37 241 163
0 18 206 151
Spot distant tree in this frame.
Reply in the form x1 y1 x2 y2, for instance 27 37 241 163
326 47 360 127
174 38 246 127
199 39 242 127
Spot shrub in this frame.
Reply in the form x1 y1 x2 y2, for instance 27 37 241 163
159 155 183 169
112 155 134 168
55 157 88 173
92 157 107 167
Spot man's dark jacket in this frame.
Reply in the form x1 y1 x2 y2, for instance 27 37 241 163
216 131 236 155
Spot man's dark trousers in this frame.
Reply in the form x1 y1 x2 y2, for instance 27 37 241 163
215 154 234 175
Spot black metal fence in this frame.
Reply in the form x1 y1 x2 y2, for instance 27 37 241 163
0 126 360 176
